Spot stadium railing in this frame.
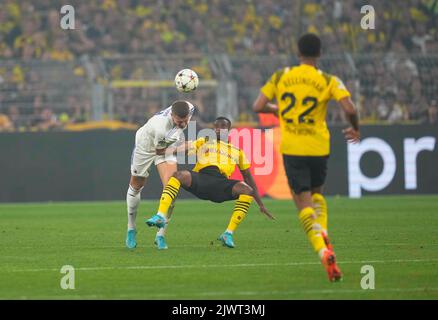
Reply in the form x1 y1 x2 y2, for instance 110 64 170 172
0 59 93 132
0 53 436 132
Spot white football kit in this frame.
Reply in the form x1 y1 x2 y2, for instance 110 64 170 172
130 104 195 177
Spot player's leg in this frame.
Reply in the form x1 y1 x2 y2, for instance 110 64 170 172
148 169 203 226
146 168 192 249
147 169 191 225
310 156 341 281
126 146 154 249
311 185 328 237
293 185 341 280
126 176 146 248
312 186 332 251
283 156 326 255
127 175 146 229
156 160 178 222
310 156 329 244
309 156 329 240
292 189 328 256
310 156 329 234
148 161 178 249
218 181 253 248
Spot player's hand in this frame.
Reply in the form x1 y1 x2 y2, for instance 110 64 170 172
342 127 360 143
259 205 275 220
267 103 279 117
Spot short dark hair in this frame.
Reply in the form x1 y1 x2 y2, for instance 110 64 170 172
214 116 232 127
171 100 191 118
298 33 321 58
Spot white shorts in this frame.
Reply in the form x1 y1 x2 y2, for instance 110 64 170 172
130 148 177 178
130 131 177 178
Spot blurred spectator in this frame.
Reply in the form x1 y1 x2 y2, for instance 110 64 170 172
0 0 434 59
26 94 45 128
427 100 438 125
377 96 390 121
43 37 74 61
388 101 410 123
0 112 13 131
7 105 26 131
67 96 91 123
0 0 436 129
36 108 61 131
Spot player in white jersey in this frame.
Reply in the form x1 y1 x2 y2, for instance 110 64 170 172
126 100 195 250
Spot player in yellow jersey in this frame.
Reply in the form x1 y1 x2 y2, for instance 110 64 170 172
253 34 360 282
145 117 274 249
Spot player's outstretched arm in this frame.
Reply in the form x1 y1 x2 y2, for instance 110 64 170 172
240 168 275 220
156 141 192 156
252 93 279 116
338 97 360 143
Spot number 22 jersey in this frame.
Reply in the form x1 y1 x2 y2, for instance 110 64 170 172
261 64 351 156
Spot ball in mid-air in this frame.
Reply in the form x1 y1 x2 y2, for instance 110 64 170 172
175 69 199 93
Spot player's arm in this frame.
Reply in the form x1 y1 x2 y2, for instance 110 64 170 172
338 97 360 143
253 70 282 116
156 140 192 156
240 168 275 220
252 93 279 116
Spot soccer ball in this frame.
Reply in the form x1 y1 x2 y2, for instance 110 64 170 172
175 69 199 93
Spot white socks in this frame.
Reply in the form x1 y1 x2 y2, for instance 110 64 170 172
156 225 167 237
127 184 143 230
156 213 167 237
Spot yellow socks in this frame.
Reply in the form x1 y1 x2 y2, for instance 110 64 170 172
158 177 181 217
226 195 253 233
299 207 326 254
312 193 328 233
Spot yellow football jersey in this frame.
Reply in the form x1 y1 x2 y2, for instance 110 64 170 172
190 137 250 178
261 64 351 156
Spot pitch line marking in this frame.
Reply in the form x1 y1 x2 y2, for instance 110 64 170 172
3 258 438 273
8 243 438 250
200 287 438 296
9 287 438 299
153 287 438 298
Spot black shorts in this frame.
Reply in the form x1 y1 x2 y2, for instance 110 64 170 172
283 155 329 194
182 166 240 203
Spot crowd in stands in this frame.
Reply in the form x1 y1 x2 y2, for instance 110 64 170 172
0 0 437 131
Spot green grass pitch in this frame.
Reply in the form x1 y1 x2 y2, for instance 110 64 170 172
0 195 437 299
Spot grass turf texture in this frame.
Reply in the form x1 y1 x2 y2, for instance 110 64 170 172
0 195 437 300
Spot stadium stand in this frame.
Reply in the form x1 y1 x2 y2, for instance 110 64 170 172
0 0 436 130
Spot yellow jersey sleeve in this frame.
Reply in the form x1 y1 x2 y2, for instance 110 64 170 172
330 76 351 101
189 138 205 154
260 70 281 100
195 138 207 149
237 149 251 171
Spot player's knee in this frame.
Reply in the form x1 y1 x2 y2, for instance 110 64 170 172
173 170 190 186
130 176 146 190
236 182 253 196
172 171 183 180
245 185 254 195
